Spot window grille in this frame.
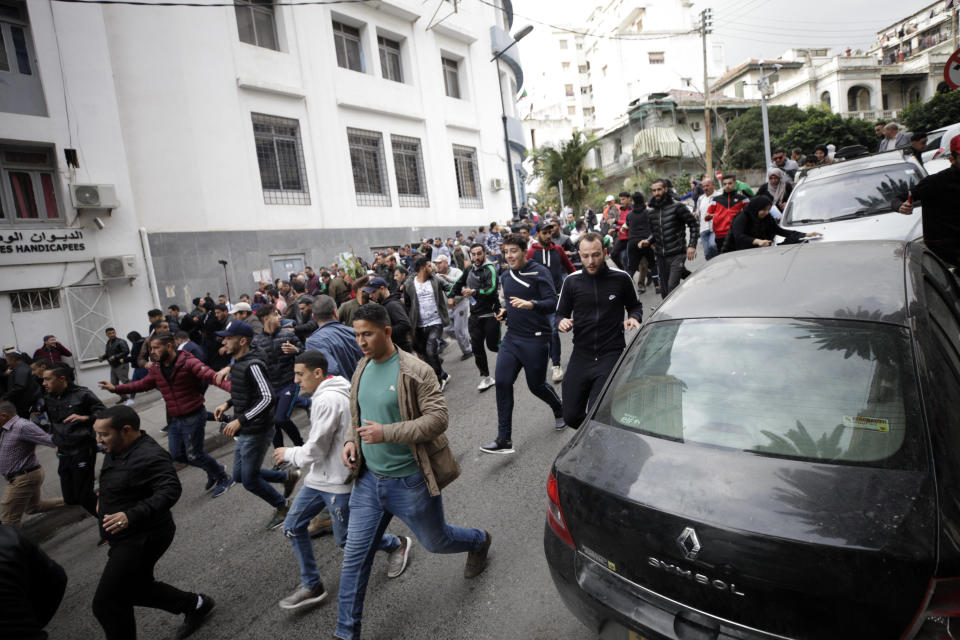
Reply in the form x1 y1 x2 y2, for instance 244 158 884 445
252 113 310 205
64 285 112 363
453 145 482 208
442 57 460 98
565 84 574 97
10 288 60 313
649 51 665 64
348 128 391 206
0 145 61 220
391 135 428 207
378 36 402 82
235 0 278 50
334 21 364 72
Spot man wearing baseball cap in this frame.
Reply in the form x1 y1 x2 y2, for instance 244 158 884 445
898 135 960 266
362 277 413 352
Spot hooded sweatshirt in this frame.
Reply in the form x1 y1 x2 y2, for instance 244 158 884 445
526 241 576 291
707 190 749 239
282 375 354 493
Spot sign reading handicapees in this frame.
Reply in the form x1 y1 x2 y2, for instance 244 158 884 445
0 229 87 254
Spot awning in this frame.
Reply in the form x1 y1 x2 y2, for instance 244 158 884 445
633 126 683 158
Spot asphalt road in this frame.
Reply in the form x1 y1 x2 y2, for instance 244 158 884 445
38 275 670 640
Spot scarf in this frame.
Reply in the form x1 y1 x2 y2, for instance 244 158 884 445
766 168 788 205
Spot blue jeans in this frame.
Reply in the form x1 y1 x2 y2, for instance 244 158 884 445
700 230 718 261
495 333 562 443
232 428 286 509
334 470 486 639
167 410 225 483
283 486 399 591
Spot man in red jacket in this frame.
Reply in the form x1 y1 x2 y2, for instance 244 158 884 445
706 174 749 253
527 221 576 382
99 332 234 497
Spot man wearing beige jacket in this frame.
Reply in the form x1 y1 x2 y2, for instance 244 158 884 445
333 303 491 640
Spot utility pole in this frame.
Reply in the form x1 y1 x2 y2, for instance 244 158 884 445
700 8 713 178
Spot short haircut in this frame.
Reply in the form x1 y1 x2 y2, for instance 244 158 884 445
192 297 201 306
394 266 408 276
96 405 141 432
312 295 337 322
295 350 328 375
579 231 604 248
149 331 175 346
651 178 666 188
168 304 180 312
772 148 786 155
501 233 528 252
354 302 391 328
148 308 163 318
721 173 737 182
47 363 73 382
805 154 818 164
791 147 802 156
127 331 143 343
214 303 228 312
305 266 313 271
0 400 17 416
150 321 163 331
470 243 485 252
413 254 430 272
174 331 190 341
618 191 631 197
105 327 115 333
885 122 900 130
814 144 828 153
31 357 52 369
5 350 23 362
255 304 276 321
351 275 370 293
297 295 313 306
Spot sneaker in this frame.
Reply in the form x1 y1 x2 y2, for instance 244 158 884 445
460 352 474 361
176 594 215 639
440 373 452 393
204 475 218 492
267 501 289 530
123 399 135 407
479 440 514 455
552 365 564 383
278 584 327 610
386 536 413 578
554 417 567 431
464 531 492 578
308 514 333 538
477 376 495 391
211 476 234 499
160 424 170 434
283 468 302 499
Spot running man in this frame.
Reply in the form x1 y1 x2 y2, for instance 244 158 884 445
447 244 501 391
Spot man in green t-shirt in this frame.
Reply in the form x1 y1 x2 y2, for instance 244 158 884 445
333 304 491 640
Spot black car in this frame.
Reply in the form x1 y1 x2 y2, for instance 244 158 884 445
545 240 960 639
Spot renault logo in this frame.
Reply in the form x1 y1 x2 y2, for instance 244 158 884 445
677 527 701 561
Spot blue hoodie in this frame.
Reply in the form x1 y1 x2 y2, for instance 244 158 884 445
304 321 364 379
501 260 557 339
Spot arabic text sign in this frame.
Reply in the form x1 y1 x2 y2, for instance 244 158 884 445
0 228 95 266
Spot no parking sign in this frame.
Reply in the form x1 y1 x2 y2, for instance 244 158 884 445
944 47 960 90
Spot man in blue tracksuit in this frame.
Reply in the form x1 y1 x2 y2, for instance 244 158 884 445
480 234 564 455
526 220 576 384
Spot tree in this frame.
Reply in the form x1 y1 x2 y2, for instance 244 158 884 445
528 131 601 213
778 106 876 155
900 89 960 134
713 105 805 170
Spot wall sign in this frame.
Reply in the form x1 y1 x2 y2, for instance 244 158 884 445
0 228 95 265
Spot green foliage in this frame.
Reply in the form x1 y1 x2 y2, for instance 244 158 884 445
778 107 876 156
529 131 601 213
713 105 805 170
900 89 960 134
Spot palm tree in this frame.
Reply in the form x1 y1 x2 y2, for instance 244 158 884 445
528 131 600 213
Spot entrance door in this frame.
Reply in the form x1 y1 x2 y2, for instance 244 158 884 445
270 254 305 282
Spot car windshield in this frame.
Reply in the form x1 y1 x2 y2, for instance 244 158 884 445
593 319 925 468
783 163 922 225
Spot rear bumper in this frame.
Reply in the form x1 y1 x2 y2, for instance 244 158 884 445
543 523 794 640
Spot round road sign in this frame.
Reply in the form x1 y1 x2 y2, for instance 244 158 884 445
944 48 960 90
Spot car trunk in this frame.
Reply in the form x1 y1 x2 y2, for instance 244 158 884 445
555 422 937 639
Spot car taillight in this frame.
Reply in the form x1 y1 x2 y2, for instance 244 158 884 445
903 577 960 639
547 470 575 548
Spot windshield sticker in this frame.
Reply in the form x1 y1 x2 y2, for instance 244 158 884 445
843 415 889 432
620 413 643 427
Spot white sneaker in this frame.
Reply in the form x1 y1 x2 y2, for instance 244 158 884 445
386 536 413 578
552 365 564 382
278 584 327 610
477 376 495 391
123 399 135 407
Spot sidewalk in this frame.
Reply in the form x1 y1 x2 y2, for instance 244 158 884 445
5 385 241 543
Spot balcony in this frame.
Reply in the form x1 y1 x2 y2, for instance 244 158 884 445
506 115 526 154
490 25 524 91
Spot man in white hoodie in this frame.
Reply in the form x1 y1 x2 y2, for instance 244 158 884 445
272 350 410 610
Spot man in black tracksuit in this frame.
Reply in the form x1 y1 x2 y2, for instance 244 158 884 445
557 232 643 429
40 363 106 516
364 277 413 352
448 243 501 391
92 405 213 640
639 179 699 298
480 234 564 455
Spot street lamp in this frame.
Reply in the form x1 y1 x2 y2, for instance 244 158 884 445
755 62 782 171
491 24 533 222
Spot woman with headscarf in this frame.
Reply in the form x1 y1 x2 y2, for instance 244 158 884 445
721 196 821 253
756 167 793 211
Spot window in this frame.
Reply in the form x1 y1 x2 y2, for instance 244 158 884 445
10 288 60 313
580 86 590 95
692 121 701 131
0 146 61 220
562 62 570 69
567 105 576 115
576 42 583 50
442 57 460 98
234 0 278 50
348 128 390 206
333 21 364 72
594 147 602 167
251 114 310 205
378 36 402 83
391 135 428 207
615 137 622 158
578 64 588 73
453 145 482 208
583 107 595 117
649 51 665 64
559 39 568 49
565 84 574 97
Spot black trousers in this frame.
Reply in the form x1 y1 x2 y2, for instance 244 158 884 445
612 238 629 269
626 243 656 283
413 324 446 381
468 314 500 378
93 522 197 640
656 253 687 299
58 449 98 517
561 352 620 429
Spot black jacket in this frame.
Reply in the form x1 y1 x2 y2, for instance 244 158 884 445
722 198 805 252
0 524 67 639
226 348 274 435
449 261 500 317
292 317 318 344
756 182 793 210
102 337 129 367
97 434 181 542
646 197 699 257
626 207 652 241
252 328 301 390
557 265 643 359
911 165 960 257
42 384 106 452
3 361 39 418
382 291 413 351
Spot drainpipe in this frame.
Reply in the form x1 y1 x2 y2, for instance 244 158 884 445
138 227 161 308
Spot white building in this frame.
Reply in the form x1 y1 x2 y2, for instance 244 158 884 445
1 0 526 354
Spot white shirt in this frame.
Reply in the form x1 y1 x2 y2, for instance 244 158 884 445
415 278 441 327
696 193 714 234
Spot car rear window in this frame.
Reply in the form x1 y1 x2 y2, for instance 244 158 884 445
593 318 925 468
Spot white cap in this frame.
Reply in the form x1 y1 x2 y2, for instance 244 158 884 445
433 254 450 263
605 194 615 202
232 302 252 313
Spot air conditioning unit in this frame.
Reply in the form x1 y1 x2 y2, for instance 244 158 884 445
70 184 119 209
96 255 138 280
490 178 504 191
